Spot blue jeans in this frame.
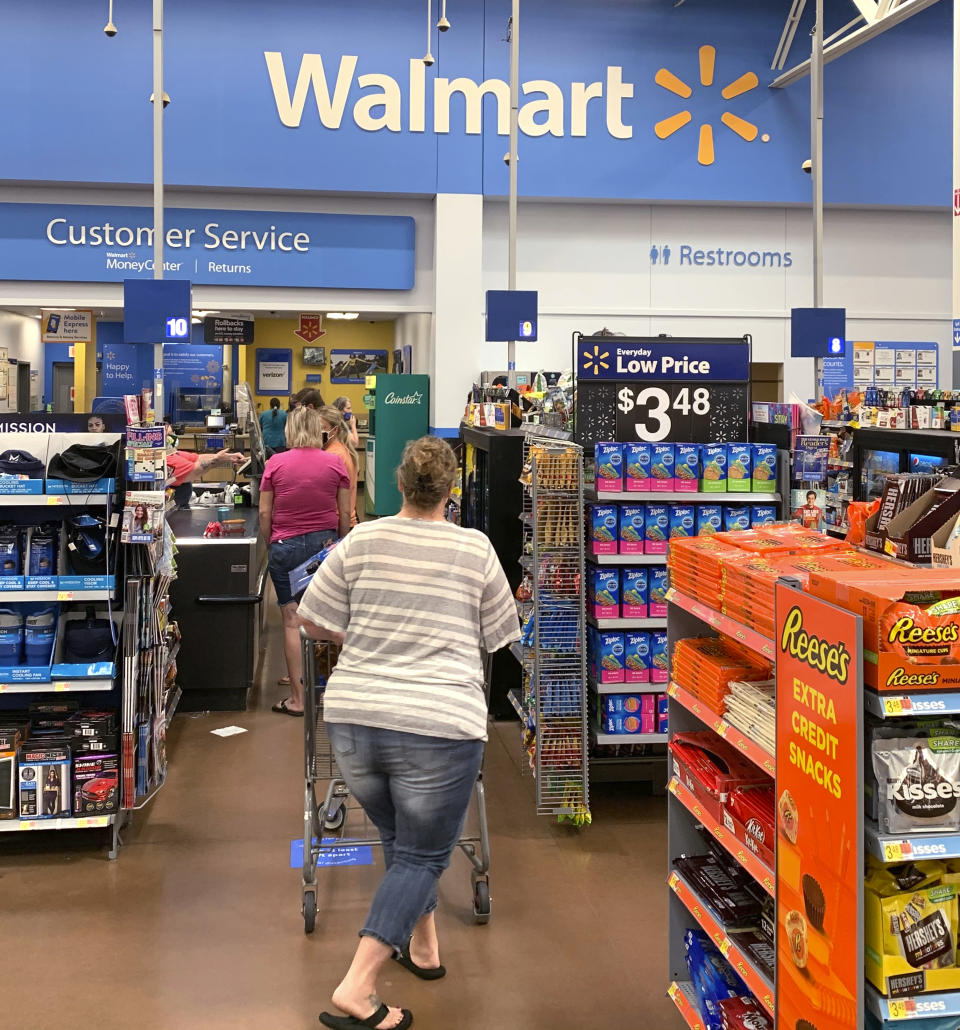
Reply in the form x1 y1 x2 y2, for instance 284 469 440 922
268 529 336 606
326 722 484 951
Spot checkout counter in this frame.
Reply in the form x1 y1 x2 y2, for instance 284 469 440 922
168 505 267 712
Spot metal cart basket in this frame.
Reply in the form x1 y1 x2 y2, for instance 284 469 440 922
299 630 492 934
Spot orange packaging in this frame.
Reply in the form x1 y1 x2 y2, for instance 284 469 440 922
807 568 960 691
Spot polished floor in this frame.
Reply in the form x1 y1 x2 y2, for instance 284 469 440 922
2 604 674 1030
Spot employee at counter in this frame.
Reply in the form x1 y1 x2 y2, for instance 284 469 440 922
166 423 245 507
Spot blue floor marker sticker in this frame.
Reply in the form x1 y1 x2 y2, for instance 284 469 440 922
290 838 375 869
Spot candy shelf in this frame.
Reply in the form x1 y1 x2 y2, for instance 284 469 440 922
668 869 775 1017
667 681 775 777
668 776 774 896
586 613 667 631
864 819 960 864
586 488 781 503
863 689 960 718
589 676 663 696
866 982 960 1023
666 587 775 661
667 981 705 1030
586 553 666 567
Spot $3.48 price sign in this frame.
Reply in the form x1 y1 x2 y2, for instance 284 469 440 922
615 384 713 443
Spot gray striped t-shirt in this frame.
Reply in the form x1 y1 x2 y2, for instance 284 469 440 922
298 516 520 741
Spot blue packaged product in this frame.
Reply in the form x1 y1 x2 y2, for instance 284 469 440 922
644 504 669 554
726 443 752 492
752 443 778 493
625 442 652 492
701 444 728 492
669 505 696 540
675 444 700 493
696 505 723 536
683 929 747 1030
596 631 625 684
590 505 619 556
619 505 645 555
649 567 669 617
0 609 23 664
624 631 650 683
750 504 778 527
724 505 751 531
24 608 56 666
595 442 624 492
651 630 668 683
590 567 619 619
0 526 22 577
621 568 648 619
650 443 675 491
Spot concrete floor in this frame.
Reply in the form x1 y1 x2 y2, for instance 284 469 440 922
1 604 675 1030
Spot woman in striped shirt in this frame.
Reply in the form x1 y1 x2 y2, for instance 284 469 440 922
299 436 520 1030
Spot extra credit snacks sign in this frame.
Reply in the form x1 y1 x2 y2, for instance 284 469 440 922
775 583 863 1030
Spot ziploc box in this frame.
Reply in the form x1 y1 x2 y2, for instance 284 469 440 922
674 444 701 493
595 443 624 492
727 443 752 492
621 568 649 619
651 630 669 683
701 444 728 492
603 695 656 734
669 505 696 541
752 444 778 493
605 694 655 716
590 505 619 555
590 567 619 619
624 632 651 683
724 505 751 531
625 442 652 492
596 632 625 684
696 505 723 536
650 444 675 491
649 567 669 617
619 505 646 555
751 505 778 528
644 504 669 554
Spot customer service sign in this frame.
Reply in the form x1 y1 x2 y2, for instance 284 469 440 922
0 203 415 289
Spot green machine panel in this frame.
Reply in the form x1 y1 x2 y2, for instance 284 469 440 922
364 374 429 516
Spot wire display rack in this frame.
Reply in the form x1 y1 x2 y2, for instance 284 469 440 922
516 432 588 820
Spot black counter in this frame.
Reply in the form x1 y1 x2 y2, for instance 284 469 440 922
168 504 268 711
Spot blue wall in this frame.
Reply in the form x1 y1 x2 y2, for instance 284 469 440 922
0 0 950 206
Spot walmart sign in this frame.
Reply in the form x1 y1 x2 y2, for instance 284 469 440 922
0 204 415 289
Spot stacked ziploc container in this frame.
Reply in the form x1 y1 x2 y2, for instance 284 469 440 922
585 441 781 771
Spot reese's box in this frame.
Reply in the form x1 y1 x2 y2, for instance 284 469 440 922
808 568 960 691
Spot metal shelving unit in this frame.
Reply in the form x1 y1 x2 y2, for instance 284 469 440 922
514 433 588 819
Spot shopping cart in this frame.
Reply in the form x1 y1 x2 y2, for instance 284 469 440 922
299 630 492 934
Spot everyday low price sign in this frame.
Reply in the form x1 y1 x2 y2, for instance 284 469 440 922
576 335 750 445
775 583 863 1030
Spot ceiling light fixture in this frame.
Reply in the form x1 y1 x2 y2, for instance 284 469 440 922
326 312 359 320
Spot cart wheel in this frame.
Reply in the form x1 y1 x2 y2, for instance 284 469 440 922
473 879 491 925
322 802 346 833
303 892 317 934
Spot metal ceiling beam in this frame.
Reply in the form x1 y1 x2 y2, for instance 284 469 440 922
772 0 808 70
770 0 943 88
849 0 880 20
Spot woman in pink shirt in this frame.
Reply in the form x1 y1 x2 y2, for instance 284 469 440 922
259 407 351 715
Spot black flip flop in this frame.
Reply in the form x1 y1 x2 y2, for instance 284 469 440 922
271 699 304 717
393 939 446 980
319 1004 413 1030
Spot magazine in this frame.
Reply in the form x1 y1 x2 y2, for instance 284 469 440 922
121 490 165 544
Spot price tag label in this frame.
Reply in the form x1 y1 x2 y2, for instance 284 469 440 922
718 937 732 958
884 697 907 716
667 983 679 1002
884 841 906 862
667 682 678 698
668 871 680 891
54 682 69 692
45 495 66 506
57 591 74 601
668 778 678 797
616 384 714 442
887 999 908 1020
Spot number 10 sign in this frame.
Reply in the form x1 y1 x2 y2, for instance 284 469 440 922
577 336 751 445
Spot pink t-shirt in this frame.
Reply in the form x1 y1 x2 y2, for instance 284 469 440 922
260 448 350 544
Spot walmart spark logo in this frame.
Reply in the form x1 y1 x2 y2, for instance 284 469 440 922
581 343 611 377
654 46 766 166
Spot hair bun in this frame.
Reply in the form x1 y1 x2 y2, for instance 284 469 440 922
415 472 431 489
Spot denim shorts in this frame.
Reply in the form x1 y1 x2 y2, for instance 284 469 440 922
268 529 336 606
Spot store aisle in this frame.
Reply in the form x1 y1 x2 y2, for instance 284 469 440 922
1 603 674 1030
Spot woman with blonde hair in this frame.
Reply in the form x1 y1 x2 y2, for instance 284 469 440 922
259 406 351 715
299 435 520 1030
333 395 360 448
318 405 359 527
